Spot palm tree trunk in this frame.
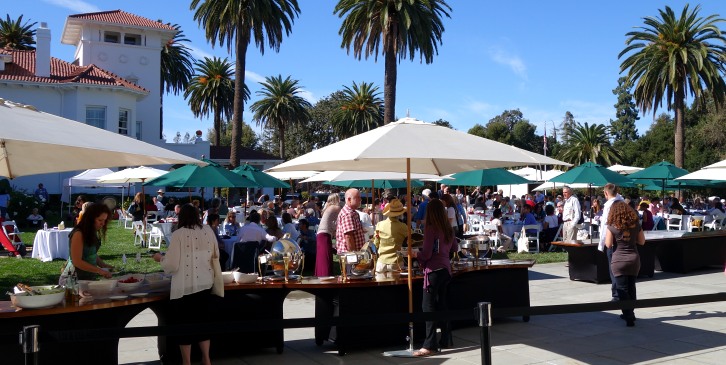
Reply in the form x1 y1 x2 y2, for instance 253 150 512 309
279 124 286 160
214 108 221 146
674 91 685 168
159 74 164 140
383 31 397 125
230 26 249 169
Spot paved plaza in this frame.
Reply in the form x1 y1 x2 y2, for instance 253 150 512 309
119 262 726 364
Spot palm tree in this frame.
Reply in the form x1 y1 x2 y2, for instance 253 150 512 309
618 4 726 168
331 81 384 139
0 14 36 50
250 75 311 159
190 0 301 167
557 122 621 166
159 22 195 140
335 0 451 125
184 57 241 146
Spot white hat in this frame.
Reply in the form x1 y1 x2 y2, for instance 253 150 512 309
422 189 431 197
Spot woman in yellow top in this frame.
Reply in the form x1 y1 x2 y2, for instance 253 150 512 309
374 198 408 276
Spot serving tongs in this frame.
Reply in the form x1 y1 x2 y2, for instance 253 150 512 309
16 283 39 295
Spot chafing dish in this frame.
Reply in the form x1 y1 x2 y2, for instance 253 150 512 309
266 234 303 281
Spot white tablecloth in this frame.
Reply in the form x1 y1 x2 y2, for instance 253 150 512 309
31 228 72 262
501 222 542 237
151 222 174 246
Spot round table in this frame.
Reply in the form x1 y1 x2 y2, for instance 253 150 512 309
31 228 73 262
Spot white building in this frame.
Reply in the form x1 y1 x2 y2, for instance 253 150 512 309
0 10 280 197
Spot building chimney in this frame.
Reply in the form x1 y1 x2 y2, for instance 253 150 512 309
35 22 51 78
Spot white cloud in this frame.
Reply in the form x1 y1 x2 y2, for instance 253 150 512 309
466 100 495 114
186 44 214 61
42 0 100 13
297 89 317 104
488 47 527 81
245 70 265 84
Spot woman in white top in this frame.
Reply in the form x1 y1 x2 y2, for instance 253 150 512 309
441 194 459 232
281 212 300 241
153 204 219 365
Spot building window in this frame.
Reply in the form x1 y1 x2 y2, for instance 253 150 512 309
104 31 120 43
136 121 142 140
124 34 141 46
119 109 130 135
85 106 106 128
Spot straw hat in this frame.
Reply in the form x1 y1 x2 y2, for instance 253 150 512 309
383 199 405 217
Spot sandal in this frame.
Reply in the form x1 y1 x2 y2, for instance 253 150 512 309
413 348 434 357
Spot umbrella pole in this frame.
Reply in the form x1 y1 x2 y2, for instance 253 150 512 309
384 158 415 358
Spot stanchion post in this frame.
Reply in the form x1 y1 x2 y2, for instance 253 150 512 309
20 324 40 365
477 302 492 365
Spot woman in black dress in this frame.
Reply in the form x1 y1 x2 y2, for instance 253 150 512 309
604 201 645 327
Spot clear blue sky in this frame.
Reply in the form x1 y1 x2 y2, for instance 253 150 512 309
7 0 721 143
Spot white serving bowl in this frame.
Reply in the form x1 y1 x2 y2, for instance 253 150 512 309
145 273 171 288
11 285 65 309
221 271 235 284
233 272 257 284
84 279 117 294
117 274 145 290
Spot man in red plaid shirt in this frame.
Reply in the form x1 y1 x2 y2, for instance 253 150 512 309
335 188 365 253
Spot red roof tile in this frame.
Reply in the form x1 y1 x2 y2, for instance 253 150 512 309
68 10 176 31
0 49 147 94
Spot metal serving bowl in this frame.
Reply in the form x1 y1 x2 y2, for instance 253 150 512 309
268 235 303 276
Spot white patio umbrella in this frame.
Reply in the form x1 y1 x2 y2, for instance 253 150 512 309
607 164 644 175
264 170 320 180
532 181 601 191
703 159 726 169
267 117 570 356
674 166 726 182
0 99 204 178
300 170 445 183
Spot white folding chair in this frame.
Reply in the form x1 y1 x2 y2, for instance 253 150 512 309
1 221 22 245
522 224 541 253
146 211 160 224
482 223 500 248
117 209 134 229
148 226 163 250
133 221 147 247
666 214 683 231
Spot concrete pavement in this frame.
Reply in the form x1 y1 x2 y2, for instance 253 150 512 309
119 262 726 364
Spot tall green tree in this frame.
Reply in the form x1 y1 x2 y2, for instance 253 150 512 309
432 118 453 129
619 4 726 168
208 121 259 149
331 81 384 139
190 0 301 167
250 75 311 159
184 57 238 146
557 122 621 166
334 0 451 124
630 114 675 168
159 22 195 140
0 14 36 50
559 111 576 144
610 76 640 145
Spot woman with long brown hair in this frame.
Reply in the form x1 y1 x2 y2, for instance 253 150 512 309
414 199 458 356
63 203 113 281
605 201 645 327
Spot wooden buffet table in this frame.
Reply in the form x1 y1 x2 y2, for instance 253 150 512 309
0 260 536 362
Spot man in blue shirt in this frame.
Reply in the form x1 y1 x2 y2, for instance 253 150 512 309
521 202 539 235
34 183 49 207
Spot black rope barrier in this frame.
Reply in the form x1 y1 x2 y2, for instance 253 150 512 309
17 291 723 344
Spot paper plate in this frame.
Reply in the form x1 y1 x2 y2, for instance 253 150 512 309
109 295 128 301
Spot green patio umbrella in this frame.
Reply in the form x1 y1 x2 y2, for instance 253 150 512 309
326 179 424 189
449 168 530 187
143 159 259 188
627 161 689 198
549 161 635 187
231 163 290 188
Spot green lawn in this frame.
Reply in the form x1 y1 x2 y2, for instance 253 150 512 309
1 222 164 300
1 221 568 300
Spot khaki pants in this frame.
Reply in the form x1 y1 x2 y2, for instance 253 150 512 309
563 221 578 241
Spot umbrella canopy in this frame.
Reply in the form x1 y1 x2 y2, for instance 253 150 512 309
265 170 320 180
703 159 726 169
267 118 570 175
300 170 445 183
0 99 204 178
143 160 258 188
97 166 169 184
326 179 424 189
549 162 635 187
231 163 290 188
675 167 726 182
449 168 530 187
607 164 644 174
626 161 689 181
508 167 564 182
532 182 600 191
